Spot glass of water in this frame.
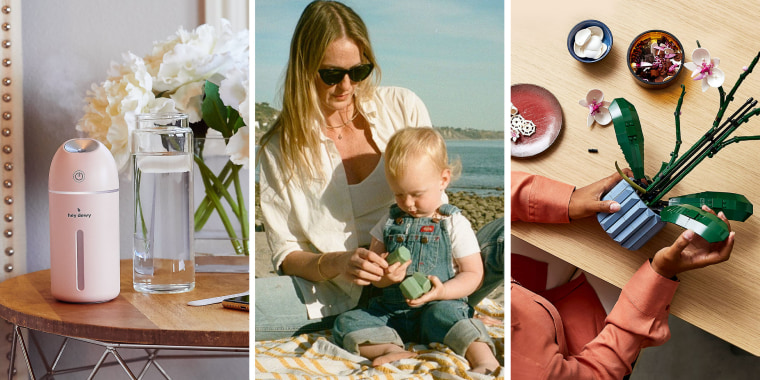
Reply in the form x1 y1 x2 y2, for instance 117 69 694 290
132 113 195 293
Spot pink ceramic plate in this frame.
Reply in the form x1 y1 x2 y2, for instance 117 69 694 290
511 83 563 157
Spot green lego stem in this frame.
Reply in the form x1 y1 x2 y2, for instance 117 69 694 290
647 103 755 204
644 50 760 205
666 85 686 169
713 51 760 129
645 100 754 204
615 161 647 193
716 108 760 150
717 134 760 150
649 101 760 204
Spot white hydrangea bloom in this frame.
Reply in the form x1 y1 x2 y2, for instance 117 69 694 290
76 19 249 175
219 68 249 126
225 126 249 169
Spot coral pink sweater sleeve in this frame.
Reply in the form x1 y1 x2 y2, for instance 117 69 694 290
511 171 679 379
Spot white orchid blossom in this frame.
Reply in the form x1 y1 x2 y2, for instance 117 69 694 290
578 89 612 127
684 48 725 92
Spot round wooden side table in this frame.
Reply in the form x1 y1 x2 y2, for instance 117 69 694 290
0 259 249 379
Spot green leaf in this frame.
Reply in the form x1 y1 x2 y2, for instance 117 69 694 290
227 106 245 134
202 81 231 137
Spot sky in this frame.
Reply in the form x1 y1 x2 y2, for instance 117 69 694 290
254 0 505 131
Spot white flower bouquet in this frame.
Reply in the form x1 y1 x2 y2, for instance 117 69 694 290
76 19 250 255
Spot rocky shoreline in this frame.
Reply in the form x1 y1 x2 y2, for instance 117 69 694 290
254 183 504 234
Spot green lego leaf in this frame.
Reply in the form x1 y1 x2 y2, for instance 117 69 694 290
610 98 646 181
660 204 730 243
668 192 753 222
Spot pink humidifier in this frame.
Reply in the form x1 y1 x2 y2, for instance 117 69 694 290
48 139 120 303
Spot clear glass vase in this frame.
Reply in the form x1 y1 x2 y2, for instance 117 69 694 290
192 136 250 259
132 112 195 293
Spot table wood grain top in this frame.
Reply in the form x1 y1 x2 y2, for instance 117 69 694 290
0 259 249 347
512 0 760 355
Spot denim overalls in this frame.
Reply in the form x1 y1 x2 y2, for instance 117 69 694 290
333 204 494 356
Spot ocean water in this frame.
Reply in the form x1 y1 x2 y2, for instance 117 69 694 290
446 139 504 196
254 139 505 196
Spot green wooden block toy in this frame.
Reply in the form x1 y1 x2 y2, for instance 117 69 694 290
400 272 431 300
387 246 411 266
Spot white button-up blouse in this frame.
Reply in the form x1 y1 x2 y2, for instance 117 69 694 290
258 86 432 319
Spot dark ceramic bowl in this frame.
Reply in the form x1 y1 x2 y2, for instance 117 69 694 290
567 20 613 63
627 30 684 89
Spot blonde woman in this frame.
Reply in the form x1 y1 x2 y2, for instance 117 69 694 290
256 0 504 341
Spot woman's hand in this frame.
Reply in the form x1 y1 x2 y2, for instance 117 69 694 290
568 168 634 220
407 275 445 307
343 247 388 286
651 206 735 279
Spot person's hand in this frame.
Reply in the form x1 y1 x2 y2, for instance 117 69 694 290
651 206 735 279
381 254 411 284
407 275 445 307
343 248 388 286
569 168 634 219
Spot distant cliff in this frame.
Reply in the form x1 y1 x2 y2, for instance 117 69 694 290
435 126 503 140
255 102 504 143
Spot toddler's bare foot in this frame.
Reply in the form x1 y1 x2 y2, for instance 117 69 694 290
466 341 500 374
371 350 417 366
470 364 498 375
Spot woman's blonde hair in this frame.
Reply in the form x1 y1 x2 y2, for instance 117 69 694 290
259 0 381 186
385 127 461 182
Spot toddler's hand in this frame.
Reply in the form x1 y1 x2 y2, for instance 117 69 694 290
407 275 445 307
383 255 411 284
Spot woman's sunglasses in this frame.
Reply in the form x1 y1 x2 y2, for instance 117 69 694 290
318 63 374 86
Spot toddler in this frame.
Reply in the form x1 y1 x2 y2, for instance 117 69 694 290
332 127 499 374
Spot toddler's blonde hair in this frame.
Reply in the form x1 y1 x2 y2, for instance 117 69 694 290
384 127 461 181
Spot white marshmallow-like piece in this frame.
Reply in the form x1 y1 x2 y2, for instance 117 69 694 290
575 28 591 46
574 25 607 60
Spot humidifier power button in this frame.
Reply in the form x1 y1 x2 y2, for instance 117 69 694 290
73 170 85 183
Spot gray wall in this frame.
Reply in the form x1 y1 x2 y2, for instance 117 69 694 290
21 1 248 378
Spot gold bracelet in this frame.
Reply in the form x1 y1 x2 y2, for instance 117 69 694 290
317 253 331 281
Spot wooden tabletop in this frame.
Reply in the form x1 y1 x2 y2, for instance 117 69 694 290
512 0 760 355
0 259 249 348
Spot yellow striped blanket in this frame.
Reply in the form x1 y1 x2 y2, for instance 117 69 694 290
254 298 504 379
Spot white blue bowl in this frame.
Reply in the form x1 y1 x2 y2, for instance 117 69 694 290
567 20 613 63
